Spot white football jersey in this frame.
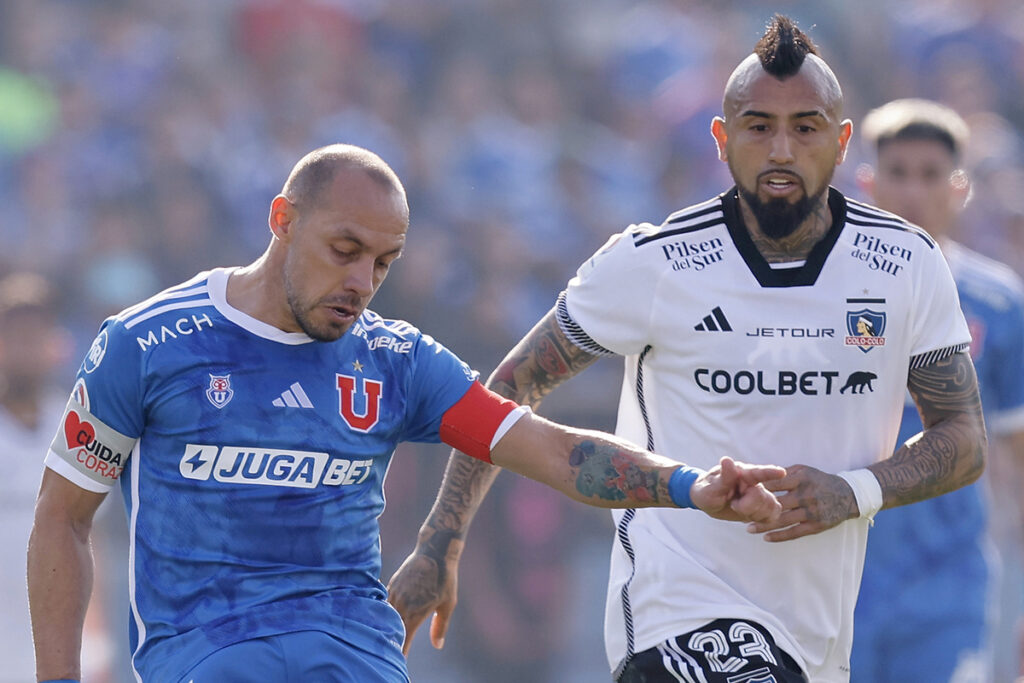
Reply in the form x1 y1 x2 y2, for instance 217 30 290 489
557 188 970 682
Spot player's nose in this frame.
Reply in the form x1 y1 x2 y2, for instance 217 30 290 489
343 256 376 297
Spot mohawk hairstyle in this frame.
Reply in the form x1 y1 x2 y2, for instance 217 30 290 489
755 14 819 77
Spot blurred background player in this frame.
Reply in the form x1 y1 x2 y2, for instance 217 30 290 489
853 98 1024 682
0 272 70 682
0 272 118 683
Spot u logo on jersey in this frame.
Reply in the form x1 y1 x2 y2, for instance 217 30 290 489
206 374 234 409
337 373 382 432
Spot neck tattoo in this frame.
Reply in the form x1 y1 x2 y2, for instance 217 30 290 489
744 200 832 264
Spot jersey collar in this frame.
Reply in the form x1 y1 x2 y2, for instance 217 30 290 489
722 186 847 288
207 267 317 345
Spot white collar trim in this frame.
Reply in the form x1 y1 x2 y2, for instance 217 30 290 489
207 267 316 345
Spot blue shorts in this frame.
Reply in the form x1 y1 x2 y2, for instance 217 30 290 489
180 630 410 683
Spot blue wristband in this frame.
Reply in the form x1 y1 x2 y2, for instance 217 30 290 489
668 466 703 509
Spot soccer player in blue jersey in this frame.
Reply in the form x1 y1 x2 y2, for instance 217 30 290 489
852 99 1024 682
26 144 786 683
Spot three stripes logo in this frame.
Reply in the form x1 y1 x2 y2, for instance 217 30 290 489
272 382 314 409
694 306 732 332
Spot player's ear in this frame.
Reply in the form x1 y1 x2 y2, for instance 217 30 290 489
836 120 853 165
950 169 971 210
269 195 297 241
856 163 876 199
711 117 728 162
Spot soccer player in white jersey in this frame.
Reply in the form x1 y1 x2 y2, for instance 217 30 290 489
26 144 784 683
852 99 1024 683
388 16 988 683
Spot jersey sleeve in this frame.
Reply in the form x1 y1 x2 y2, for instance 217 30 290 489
987 288 1024 436
400 332 480 443
559 227 660 357
908 246 972 369
45 317 144 493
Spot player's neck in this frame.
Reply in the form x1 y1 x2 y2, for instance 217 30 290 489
924 218 958 247
741 196 832 264
226 253 300 333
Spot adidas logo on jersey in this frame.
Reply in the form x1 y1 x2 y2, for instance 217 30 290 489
694 306 732 332
272 382 314 408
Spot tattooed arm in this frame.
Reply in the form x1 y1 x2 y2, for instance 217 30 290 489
749 351 987 542
490 411 783 516
870 351 987 507
387 308 603 653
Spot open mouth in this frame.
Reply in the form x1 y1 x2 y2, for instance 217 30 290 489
760 173 802 196
326 304 358 324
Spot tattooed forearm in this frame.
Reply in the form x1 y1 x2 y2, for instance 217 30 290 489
488 309 600 407
870 352 986 509
421 454 501 544
417 308 601 556
568 439 671 506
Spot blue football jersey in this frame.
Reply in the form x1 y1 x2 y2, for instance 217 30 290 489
46 268 478 681
860 240 1024 610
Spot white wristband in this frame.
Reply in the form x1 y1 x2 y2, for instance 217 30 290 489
837 469 883 525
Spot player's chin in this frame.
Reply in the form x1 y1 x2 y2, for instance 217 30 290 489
306 318 352 342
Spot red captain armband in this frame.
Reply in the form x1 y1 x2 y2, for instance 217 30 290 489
440 382 525 463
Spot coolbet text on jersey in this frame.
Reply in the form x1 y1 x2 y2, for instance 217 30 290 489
46 268 483 682
556 188 970 683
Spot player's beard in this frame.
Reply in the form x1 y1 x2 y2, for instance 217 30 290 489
735 171 830 240
283 272 358 342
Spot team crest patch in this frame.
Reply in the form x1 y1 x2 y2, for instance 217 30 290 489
845 308 886 353
206 374 234 409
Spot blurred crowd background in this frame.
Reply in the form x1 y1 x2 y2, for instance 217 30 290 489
2 0 1024 681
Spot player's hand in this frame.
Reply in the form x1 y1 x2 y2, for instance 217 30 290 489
745 464 859 541
690 456 786 523
386 543 461 655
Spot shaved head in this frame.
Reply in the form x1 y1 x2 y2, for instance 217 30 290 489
282 144 409 222
723 16 844 120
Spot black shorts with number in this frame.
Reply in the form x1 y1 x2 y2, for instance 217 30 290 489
617 618 808 683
